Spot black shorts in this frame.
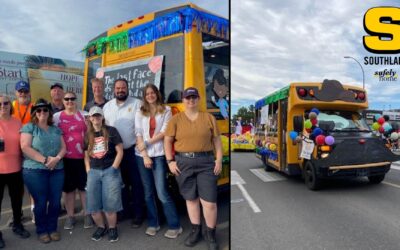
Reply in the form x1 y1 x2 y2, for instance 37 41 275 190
63 158 87 193
175 154 218 203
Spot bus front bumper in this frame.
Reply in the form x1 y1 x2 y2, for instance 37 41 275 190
315 162 391 178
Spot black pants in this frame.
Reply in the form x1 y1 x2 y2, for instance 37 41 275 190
0 171 24 225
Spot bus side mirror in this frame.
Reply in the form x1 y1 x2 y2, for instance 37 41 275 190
293 116 303 132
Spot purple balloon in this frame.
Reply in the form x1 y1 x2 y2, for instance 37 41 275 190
325 135 335 145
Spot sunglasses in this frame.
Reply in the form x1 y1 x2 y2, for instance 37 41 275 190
36 108 49 113
0 101 10 107
64 97 76 101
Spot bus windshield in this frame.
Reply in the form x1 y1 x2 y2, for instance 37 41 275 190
317 110 371 132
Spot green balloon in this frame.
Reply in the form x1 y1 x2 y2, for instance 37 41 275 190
304 119 312 129
372 122 380 131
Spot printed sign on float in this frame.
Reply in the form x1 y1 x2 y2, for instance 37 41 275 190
96 56 164 101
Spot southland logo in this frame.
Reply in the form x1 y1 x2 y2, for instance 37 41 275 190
374 69 398 82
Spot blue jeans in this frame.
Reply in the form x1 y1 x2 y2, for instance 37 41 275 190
86 166 123 213
23 168 64 235
137 155 180 229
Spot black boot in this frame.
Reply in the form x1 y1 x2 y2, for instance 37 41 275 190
184 224 202 247
205 226 218 250
0 231 5 248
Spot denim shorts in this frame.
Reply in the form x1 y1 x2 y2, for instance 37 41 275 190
86 166 123 213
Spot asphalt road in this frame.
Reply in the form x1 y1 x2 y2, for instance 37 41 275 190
0 188 229 250
231 152 400 250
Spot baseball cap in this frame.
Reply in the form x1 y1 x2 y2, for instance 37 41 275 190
89 106 104 116
182 87 200 99
50 82 64 90
15 80 30 91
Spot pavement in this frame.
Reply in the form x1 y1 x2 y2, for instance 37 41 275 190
231 152 400 250
0 188 229 250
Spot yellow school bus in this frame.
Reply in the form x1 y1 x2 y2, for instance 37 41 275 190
254 79 399 190
82 3 229 187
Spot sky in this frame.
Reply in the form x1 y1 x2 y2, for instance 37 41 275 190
0 0 228 61
232 0 400 116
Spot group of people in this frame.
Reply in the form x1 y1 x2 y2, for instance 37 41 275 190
0 77 222 250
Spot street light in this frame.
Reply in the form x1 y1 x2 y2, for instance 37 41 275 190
344 56 365 89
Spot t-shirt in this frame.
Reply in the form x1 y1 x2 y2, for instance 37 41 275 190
53 110 87 159
0 118 22 174
12 100 32 125
164 112 220 152
20 123 64 170
84 125 122 170
83 99 109 112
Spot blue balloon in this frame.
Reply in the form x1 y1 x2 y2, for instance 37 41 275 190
374 114 382 121
312 127 323 136
289 131 298 140
383 122 392 132
310 108 320 115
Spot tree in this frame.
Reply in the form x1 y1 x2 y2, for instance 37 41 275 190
233 105 255 125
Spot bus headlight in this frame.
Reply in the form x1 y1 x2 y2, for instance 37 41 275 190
321 152 330 158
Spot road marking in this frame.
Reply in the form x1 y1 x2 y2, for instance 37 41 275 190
237 183 261 213
231 170 246 185
383 181 400 189
250 168 286 182
390 165 400 171
231 198 244 203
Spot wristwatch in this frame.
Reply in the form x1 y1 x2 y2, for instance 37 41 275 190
167 159 175 164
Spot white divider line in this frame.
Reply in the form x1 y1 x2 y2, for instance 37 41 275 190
250 168 286 182
231 170 246 185
237 183 261 213
390 165 400 171
383 181 400 189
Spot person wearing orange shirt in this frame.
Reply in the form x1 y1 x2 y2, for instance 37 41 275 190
12 80 33 125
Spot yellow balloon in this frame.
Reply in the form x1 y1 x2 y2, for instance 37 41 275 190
269 143 277 151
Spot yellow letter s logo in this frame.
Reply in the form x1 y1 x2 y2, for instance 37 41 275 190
363 7 400 54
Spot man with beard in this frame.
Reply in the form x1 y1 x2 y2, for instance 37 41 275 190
12 81 33 125
102 78 145 228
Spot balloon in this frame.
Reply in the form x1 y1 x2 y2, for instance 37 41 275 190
305 128 312 133
374 114 382 121
269 143 277 151
310 108 320 115
379 127 385 133
383 115 390 121
390 132 399 140
309 112 318 119
383 122 392 132
311 118 318 126
325 135 335 145
289 131 298 140
312 127 323 136
295 136 302 143
316 135 326 145
377 117 385 125
304 120 312 129
372 122 380 131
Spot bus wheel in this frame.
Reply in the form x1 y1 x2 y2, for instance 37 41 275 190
304 161 321 190
368 174 385 184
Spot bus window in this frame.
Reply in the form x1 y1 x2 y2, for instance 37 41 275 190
317 111 370 132
203 33 229 120
155 35 184 104
86 56 102 103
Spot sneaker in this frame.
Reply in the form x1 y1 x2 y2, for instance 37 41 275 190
0 231 5 248
49 232 61 241
64 217 75 230
84 215 94 229
91 227 107 241
38 234 51 244
145 226 160 236
164 227 183 239
131 218 143 228
108 228 119 242
12 224 30 239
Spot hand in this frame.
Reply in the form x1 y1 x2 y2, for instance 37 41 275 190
168 161 181 176
143 156 153 169
214 160 222 175
45 156 59 170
